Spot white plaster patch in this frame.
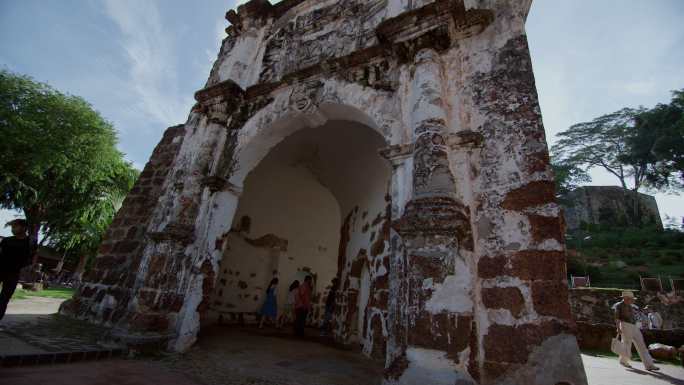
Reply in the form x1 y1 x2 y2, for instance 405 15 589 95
425 259 473 314
400 347 474 385
171 276 203 351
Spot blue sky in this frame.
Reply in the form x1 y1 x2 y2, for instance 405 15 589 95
0 0 682 234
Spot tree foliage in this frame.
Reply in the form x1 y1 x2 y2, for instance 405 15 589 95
0 70 137 267
552 90 684 197
551 107 646 191
550 156 591 199
625 89 684 192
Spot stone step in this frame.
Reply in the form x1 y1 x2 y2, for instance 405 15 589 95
0 348 127 368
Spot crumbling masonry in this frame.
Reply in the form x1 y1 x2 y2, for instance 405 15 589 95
61 1 588 384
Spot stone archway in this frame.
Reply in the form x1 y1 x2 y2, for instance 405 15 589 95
64 1 588 384
204 118 393 355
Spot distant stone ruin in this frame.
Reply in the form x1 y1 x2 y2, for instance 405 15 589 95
562 186 663 231
61 1 587 384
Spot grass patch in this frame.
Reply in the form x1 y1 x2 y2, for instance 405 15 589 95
568 226 684 290
9 286 75 301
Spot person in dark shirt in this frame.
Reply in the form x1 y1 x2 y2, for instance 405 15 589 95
0 219 34 321
294 275 313 337
320 277 339 336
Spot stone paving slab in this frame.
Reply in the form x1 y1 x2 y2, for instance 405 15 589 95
1 297 125 367
583 354 684 385
0 333 47 355
161 326 385 385
1 313 122 354
2 359 202 385
2 332 684 385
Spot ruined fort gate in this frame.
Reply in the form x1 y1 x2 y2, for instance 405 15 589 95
62 1 587 384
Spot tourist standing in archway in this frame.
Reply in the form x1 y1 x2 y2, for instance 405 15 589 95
320 277 339 336
258 278 278 329
294 276 312 337
277 280 299 328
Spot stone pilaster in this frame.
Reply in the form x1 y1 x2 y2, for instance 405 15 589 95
385 48 476 385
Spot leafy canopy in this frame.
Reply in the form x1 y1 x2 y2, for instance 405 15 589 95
625 89 684 192
552 90 684 195
551 107 644 191
550 156 591 199
0 70 137 260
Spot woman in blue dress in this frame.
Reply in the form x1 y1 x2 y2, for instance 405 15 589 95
258 278 278 328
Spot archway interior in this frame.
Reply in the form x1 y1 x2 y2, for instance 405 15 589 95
209 120 391 349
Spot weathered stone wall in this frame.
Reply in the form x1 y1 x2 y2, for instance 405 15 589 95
60 125 186 335
64 1 587 384
562 186 663 231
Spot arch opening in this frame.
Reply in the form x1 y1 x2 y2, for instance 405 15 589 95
206 118 393 358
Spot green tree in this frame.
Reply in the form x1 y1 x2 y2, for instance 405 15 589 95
550 156 591 199
551 107 647 191
625 89 684 192
551 107 658 224
0 70 137 271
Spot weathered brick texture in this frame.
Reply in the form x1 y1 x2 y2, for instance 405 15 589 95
61 125 186 330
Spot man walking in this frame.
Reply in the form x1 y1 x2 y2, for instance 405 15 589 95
294 275 312 337
614 291 660 371
0 219 34 321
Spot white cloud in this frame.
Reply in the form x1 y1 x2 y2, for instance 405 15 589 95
103 0 192 126
622 80 656 95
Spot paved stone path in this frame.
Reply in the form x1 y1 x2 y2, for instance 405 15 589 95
161 326 385 385
582 354 684 385
2 359 201 385
2 299 682 385
1 297 123 357
4 353 683 385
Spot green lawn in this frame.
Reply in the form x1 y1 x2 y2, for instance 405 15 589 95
567 226 684 290
10 286 75 301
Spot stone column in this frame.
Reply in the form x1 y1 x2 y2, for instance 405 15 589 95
132 81 246 350
386 49 476 385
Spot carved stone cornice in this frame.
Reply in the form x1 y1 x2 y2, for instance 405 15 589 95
200 176 227 193
194 80 246 125
225 0 307 36
392 197 474 251
147 223 195 245
446 130 484 149
452 8 495 40
200 175 243 196
232 0 494 101
379 143 413 162
198 1 495 107
376 0 493 63
379 131 485 162
194 79 244 104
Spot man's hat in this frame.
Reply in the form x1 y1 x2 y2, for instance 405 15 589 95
6 218 28 227
621 290 636 299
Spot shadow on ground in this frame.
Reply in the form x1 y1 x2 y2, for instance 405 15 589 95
159 325 385 385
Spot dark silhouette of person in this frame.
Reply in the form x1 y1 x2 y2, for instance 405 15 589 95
0 219 35 321
294 275 313 337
